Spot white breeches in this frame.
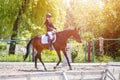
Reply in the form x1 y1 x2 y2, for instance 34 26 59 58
47 29 56 40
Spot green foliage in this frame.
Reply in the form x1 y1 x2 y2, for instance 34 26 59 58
71 45 79 62
20 0 66 39
102 0 120 57
65 0 104 38
95 55 113 62
113 57 120 62
42 50 59 62
0 54 23 62
0 0 66 55
64 0 120 58
0 46 6 50
103 0 120 38
0 50 59 62
0 0 21 39
0 43 7 50
83 32 94 41
70 42 85 62
74 54 85 63
0 51 120 62
0 0 66 40
0 0 120 59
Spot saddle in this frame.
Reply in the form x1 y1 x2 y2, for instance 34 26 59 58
41 32 56 44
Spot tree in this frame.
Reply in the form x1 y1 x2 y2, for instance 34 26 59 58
0 0 21 39
0 0 66 54
28 0 66 37
9 0 29 54
102 0 120 57
64 0 104 39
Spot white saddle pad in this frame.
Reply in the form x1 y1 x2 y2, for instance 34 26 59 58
41 34 56 44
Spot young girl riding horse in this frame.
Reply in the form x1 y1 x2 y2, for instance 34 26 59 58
44 13 56 50
24 13 82 70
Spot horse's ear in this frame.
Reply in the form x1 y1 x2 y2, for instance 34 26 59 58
74 27 77 30
74 27 80 31
77 27 81 31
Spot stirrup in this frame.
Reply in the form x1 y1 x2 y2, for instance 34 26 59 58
49 47 53 50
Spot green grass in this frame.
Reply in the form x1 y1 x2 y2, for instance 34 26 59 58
95 55 113 62
0 54 24 62
0 50 60 62
0 52 119 62
41 51 59 62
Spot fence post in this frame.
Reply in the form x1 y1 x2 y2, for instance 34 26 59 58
99 37 104 55
88 41 91 62
84 40 87 62
92 39 95 62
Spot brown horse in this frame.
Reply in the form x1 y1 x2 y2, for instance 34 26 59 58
24 28 82 70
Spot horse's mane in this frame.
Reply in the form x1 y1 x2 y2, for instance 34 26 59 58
56 29 74 38
57 28 73 34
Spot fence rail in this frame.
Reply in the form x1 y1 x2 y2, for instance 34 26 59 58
0 38 120 62
0 40 31 62
92 38 120 62
0 39 29 42
94 38 120 40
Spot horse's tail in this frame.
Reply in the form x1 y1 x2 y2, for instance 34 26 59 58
24 39 32 61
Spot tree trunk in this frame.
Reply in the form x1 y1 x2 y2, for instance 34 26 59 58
9 0 28 54
9 0 29 54
9 9 21 54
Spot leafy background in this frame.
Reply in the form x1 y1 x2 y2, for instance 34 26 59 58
0 0 120 62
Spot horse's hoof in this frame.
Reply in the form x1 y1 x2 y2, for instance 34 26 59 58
44 68 47 71
35 67 38 70
54 66 56 69
69 68 72 70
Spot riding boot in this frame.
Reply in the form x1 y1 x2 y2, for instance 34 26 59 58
48 39 53 50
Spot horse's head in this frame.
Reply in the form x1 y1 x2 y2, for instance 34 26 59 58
72 28 82 43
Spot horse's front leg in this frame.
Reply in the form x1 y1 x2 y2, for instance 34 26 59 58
62 50 72 70
54 50 61 69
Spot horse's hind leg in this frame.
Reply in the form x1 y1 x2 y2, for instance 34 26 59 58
32 48 35 62
38 54 47 71
54 50 61 69
35 52 47 71
35 53 38 69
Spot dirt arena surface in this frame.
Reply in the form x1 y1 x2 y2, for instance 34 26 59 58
0 62 106 75
0 62 120 80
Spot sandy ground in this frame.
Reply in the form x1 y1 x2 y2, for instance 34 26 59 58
0 62 106 75
0 62 120 80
